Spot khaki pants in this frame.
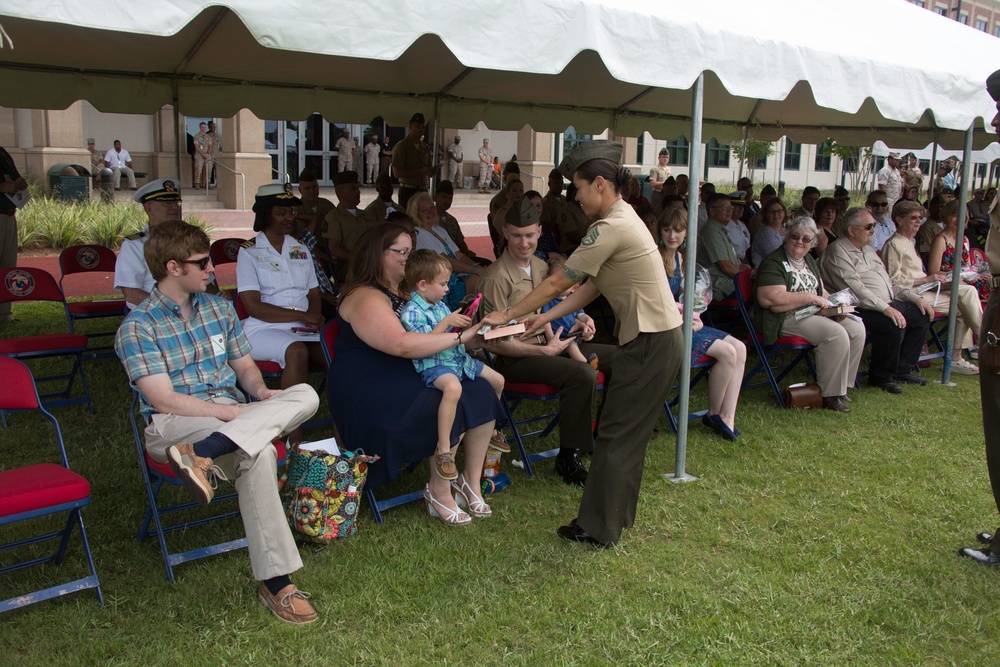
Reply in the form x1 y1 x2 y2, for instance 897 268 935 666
926 282 982 350
0 212 15 321
780 314 866 397
979 292 1000 548
144 384 319 581
448 162 463 186
112 166 136 189
479 164 491 190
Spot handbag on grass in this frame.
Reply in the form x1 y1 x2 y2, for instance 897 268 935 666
783 382 822 409
279 445 379 542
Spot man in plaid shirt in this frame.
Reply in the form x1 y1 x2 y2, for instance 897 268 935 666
114 220 321 625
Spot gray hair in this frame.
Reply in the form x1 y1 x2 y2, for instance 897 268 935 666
785 216 820 249
842 207 871 230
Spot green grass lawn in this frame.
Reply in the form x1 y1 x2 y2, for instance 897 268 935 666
0 302 996 666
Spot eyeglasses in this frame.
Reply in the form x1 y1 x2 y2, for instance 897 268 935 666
870 202 889 208
855 223 877 231
181 256 211 271
788 234 814 244
387 247 411 257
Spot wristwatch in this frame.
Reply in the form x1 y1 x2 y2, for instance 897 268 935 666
988 331 1000 348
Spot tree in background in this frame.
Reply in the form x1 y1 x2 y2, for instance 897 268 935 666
731 139 774 184
825 141 873 195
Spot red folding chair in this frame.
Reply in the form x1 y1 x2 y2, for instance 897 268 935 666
57 245 127 354
209 237 246 268
128 390 287 582
0 357 103 613
0 267 93 420
734 269 817 408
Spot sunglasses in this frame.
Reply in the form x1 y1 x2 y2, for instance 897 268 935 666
870 202 889 208
788 234 814 243
181 256 211 271
855 223 877 231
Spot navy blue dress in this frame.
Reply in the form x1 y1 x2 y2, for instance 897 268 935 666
668 253 727 364
328 294 501 490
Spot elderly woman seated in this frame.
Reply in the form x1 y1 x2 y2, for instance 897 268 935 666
327 223 500 526
749 197 787 267
753 216 866 412
408 191 485 309
881 199 981 375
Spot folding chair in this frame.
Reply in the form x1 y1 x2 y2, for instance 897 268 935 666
319 319 424 523
920 311 950 363
733 269 817 408
57 244 127 356
0 267 94 419
128 390 287 582
662 353 715 433
209 237 245 268
0 357 103 613
486 351 605 477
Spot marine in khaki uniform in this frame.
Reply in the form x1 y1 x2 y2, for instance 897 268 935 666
435 180 488 265
193 122 210 188
480 199 617 486
447 136 464 187
478 139 493 193
323 171 377 282
959 68 1000 566
481 140 682 548
392 112 435 208
363 135 381 185
647 148 672 210
293 169 335 237
364 173 400 223
335 129 353 173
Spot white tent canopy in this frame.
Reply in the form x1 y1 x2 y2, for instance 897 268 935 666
873 140 1000 163
0 0 998 148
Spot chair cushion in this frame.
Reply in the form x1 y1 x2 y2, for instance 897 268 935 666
0 333 89 355
255 360 283 375
694 354 714 365
0 463 90 517
772 334 813 347
505 371 606 397
67 300 127 315
145 440 288 478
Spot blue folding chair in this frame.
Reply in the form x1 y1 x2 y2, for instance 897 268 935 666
0 357 103 613
0 267 93 422
733 269 817 408
128 390 287 582
662 353 715 432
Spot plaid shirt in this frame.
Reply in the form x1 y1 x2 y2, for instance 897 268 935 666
114 287 251 419
399 292 479 379
298 228 338 295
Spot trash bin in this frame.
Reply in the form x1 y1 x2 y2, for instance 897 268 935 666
99 168 114 203
47 163 90 202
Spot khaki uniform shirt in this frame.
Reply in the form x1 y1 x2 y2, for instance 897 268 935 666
916 220 943 255
194 131 210 157
364 197 400 223
392 136 432 189
207 132 220 158
323 205 377 252
294 197 335 236
880 233 926 289
541 192 566 231
986 196 1000 270
439 212 470 255
557 203 594 254
447 143 463 164
819 237 920 313
648 165 672 186
90 148 104 173
480 251 549 347
364 141 380 163
564 199 680 344
478 145 493 166
335 137 352 160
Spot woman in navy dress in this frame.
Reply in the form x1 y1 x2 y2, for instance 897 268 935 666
328 223 500 525
658 207 747 440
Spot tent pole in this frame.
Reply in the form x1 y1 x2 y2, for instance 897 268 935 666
928 131 939 200
939 122 975 386
431 99 441 197
738 125 748 181
777 136 786 197
172 81 181 182
664 73 703 485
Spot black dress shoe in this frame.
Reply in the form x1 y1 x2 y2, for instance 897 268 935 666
557 519 611 548
554 452 588 486
958 546 1000 565
976 532 994 545
869 381 902 394
822 396 850 413
893 373 928 386
839 394 853 404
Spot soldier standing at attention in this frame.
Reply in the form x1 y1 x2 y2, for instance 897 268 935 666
481 141 683 548
392 113 436 209
447 136 464 188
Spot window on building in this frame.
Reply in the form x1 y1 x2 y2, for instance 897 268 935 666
977 163 988 178
976 19 988 31
913 0 925 7
784 140 801 171
935 6 947 16
841 148 860 173
815 141 832 172
919 159 930 175
637 134 645 166
707 139 730 168
959 13 969 24
754 154 767 170
563 127 592 157
666 136 689 166
873 156 886 173
994 25 1000 38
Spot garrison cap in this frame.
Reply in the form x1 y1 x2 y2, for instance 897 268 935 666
409 112 426 124
557 140 623 180
658 148 669 156
833 185 850 199
504 197 541 228
133 178 182 203
332 171 359 187
988 69 1000 102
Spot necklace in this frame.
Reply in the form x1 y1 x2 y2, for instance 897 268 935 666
788 255 806 269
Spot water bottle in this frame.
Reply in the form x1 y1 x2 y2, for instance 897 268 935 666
482 472 511 495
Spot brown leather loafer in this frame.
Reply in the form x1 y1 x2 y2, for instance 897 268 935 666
257 583 318 625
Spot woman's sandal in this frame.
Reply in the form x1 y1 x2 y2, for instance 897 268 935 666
434 451 458 480
451 474 492 518
489 429 511 453
424 484 471 526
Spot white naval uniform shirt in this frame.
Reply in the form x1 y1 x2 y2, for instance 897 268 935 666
236 232 318 312
114 225 155 309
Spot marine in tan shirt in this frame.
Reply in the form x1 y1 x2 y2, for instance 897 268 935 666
323 171 377 281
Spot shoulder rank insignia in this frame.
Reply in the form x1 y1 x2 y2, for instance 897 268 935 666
240 238 255 249
124 231 146 241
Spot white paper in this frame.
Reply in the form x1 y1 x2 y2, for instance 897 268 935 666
6 189 30 209
298 436 339 455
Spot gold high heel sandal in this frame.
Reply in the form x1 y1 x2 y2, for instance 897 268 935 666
423 484 471 526
451 475 492 518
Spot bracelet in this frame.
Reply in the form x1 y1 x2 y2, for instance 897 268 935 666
455 330 463 345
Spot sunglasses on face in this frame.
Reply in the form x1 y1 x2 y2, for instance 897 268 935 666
870 202 888 208
181 256 211 271
856 223 877 231
788 234 814 243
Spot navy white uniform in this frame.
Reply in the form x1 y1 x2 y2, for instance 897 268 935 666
114 226 155 310
236 233 319 366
